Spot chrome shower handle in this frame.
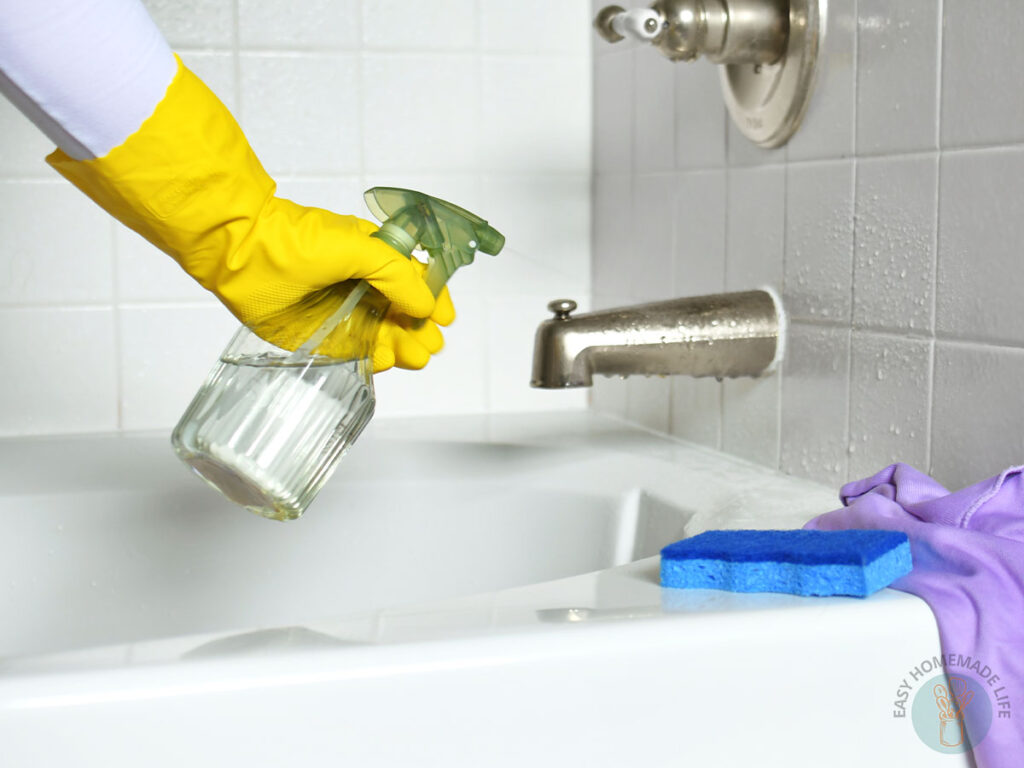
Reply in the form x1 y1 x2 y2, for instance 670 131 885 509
595 0 789 65
595 5 663 44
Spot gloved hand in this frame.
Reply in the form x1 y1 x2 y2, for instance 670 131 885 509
806 463 1024 767
374 259 454 372
45 55 451 371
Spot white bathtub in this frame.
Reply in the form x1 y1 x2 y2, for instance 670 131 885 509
0 411 952 766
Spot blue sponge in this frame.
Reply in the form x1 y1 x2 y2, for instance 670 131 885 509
660 529 912 597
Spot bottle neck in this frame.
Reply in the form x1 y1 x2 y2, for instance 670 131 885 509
370 220 416 257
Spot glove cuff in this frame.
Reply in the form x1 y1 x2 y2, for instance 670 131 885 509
46 54 275 298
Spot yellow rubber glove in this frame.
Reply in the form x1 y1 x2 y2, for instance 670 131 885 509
374 260 455 372
46 55 451 371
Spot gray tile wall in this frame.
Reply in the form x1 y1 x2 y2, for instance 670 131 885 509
591 0 1024 491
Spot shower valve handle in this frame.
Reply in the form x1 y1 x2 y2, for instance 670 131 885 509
595 6 662 43
595 0 789 65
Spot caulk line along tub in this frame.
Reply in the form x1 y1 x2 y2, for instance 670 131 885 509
171 188 505 522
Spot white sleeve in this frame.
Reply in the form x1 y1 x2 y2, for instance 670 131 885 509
0 0 177 160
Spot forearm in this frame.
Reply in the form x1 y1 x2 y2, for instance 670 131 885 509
0 0 175 159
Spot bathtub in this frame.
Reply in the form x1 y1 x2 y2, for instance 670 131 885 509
0 411 952 766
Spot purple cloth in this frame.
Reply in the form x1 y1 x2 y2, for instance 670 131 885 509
805 463 1024 767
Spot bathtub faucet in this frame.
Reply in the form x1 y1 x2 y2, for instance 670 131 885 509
530 290 782 389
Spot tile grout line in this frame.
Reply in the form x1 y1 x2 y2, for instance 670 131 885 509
934 0 944 152
212 47 581 57
666 58 680 438
777 161 787 472
473 0 493 414
843 0 860 483
583 31 595 304
926 0 945 475
587 44 602 414
110 219 124 431
231 0 242 124
925 337 936 475
354 0 366 203
627 47 637 423
788 321 1024 354
718 163 728 452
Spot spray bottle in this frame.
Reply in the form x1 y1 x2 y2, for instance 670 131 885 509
171 187 505 521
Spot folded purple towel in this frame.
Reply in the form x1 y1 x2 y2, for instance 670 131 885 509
806 463 1024 767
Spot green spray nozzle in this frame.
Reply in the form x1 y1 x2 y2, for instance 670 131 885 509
288 187 503 359
365 187 505 296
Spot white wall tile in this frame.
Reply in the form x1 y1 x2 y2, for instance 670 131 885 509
848 332 931 479
931 341 1024 490
627 376 671 433
481 55 591 173
239 0 360 49
479 174 591 300
362 55 479 173
786 0 856 161
362 0 478 50
727 121 786 168
853 154 936 333
486 296 588 413
592 174 633 306
115 227 215 304
142 0 234 48
481 0 592 55
0 182 113 305
633 51 676 174
725 164 785 466
179 51 237 114
373 295 488 416
673 170 726 296
675 63 726 170
725 166 784 291
274 176 366 213
0 93 54 177
941 0 1024 148
590 376 628 420
857 0 939 155
239 53 360 175
784 160 854 323
780 324 850 485
936 148 1024 346
593 49 633 174
722 374 779 467
0 308 117 436
119 306 240 431
670 377 721 449
631 174 675 301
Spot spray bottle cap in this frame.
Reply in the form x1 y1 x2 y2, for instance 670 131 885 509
364 187 505 297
